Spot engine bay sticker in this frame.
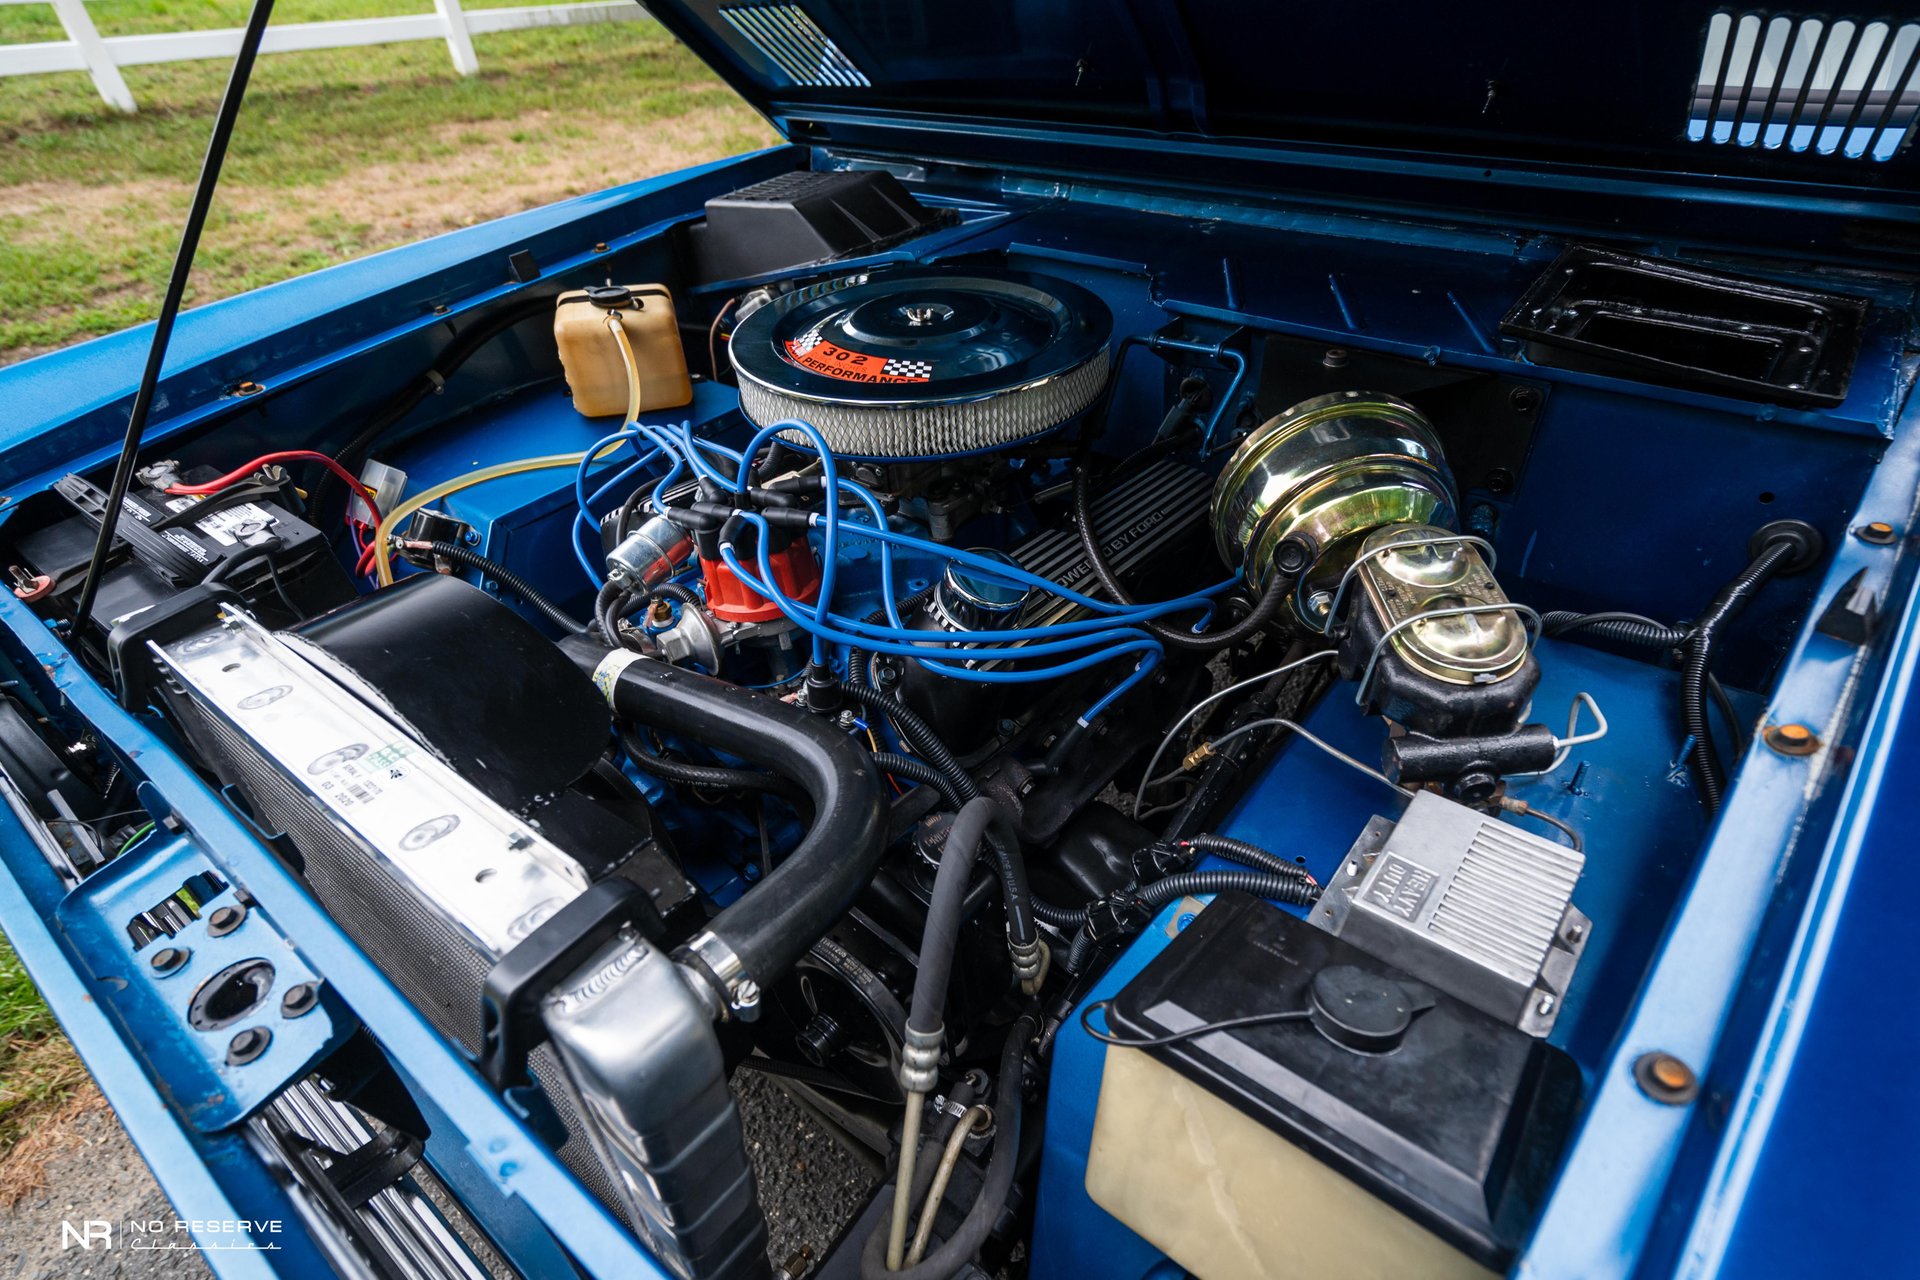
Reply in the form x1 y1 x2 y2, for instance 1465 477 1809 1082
784 336 932 384
164 496 278 547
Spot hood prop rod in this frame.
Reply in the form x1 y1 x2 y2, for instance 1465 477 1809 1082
70 0 279 631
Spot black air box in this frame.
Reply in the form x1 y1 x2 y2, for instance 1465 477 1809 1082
694 169 935 281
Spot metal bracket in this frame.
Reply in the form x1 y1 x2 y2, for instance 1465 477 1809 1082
478 878 665 1091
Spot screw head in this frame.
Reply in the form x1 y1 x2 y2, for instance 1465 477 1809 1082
1508 386 1542 413
1855 521 1898 546
1634 1051 1699 1104
150 946 189 974
1484 466 1516 495
230 380 265 398
207 905 246 937
1321 347 1349 369
1763 723 1820 757
280 982 318 1018
227 1026 272 1065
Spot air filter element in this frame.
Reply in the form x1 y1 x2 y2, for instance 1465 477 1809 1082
728 268 1111 458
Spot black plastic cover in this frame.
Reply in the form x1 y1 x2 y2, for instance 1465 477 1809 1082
1501 246 1868 406
694 169 935 282
1107 893 1580 1270
292 573 607 811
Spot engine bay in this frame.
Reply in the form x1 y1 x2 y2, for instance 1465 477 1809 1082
0 152 1909 1280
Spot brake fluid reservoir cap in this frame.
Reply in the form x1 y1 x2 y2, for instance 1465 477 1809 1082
1309 964 1416 1054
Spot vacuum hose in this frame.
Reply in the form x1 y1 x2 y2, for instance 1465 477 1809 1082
578 646 886 1010
1072 454 1298 651
406 541 588 635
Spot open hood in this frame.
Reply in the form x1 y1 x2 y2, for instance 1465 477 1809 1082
644 2 1920 239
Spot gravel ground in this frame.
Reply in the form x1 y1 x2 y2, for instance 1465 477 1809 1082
0 1106 212 1280
735 1071 881 1269
0 1071 874 1278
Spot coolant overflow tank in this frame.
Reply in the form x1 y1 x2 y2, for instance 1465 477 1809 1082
1210 392 1455 620
555 284 693 418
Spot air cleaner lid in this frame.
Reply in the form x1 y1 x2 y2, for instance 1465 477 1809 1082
729 267 1110 408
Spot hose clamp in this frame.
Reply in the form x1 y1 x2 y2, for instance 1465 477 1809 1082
1008 931 1044 988
684 930 761 1022
900 1023 943 1093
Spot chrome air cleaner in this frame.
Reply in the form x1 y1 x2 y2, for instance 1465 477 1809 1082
728 268 1112 458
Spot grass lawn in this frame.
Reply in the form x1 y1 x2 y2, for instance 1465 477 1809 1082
0 0 776 362
0 0 772 1191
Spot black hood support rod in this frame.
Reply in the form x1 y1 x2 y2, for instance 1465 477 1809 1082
70 0 279 630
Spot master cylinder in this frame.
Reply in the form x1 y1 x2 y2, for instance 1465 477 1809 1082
1212 392 1549 797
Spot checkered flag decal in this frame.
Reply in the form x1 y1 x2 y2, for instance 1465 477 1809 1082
791 324 824 356
883 357 934 379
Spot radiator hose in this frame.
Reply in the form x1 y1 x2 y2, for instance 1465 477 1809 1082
576 645 886 1012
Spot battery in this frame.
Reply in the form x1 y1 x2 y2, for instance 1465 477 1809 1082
16 469 351 639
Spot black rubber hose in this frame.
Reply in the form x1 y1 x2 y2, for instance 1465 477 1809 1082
838 681 977 803
907 799 1036 1041
1072 457 1292 652
647 581 703 610
861 1013 1035 1280
1031 897 1088 930
1682 538 1798 813
413 541 587 635
982 810 1037 952
617 725 802 805
1179 834 1315 882
588 650 885 998
595 581 635 646
873 752 963 808
1541 610 1689 648
613 483 650 544
848 583 937 688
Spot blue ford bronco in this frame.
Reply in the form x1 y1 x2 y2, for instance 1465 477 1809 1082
0 4 1915 1277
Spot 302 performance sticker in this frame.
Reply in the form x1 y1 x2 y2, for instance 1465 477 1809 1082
784 337 933 383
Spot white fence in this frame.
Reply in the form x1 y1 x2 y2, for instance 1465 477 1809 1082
0 0 652 113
